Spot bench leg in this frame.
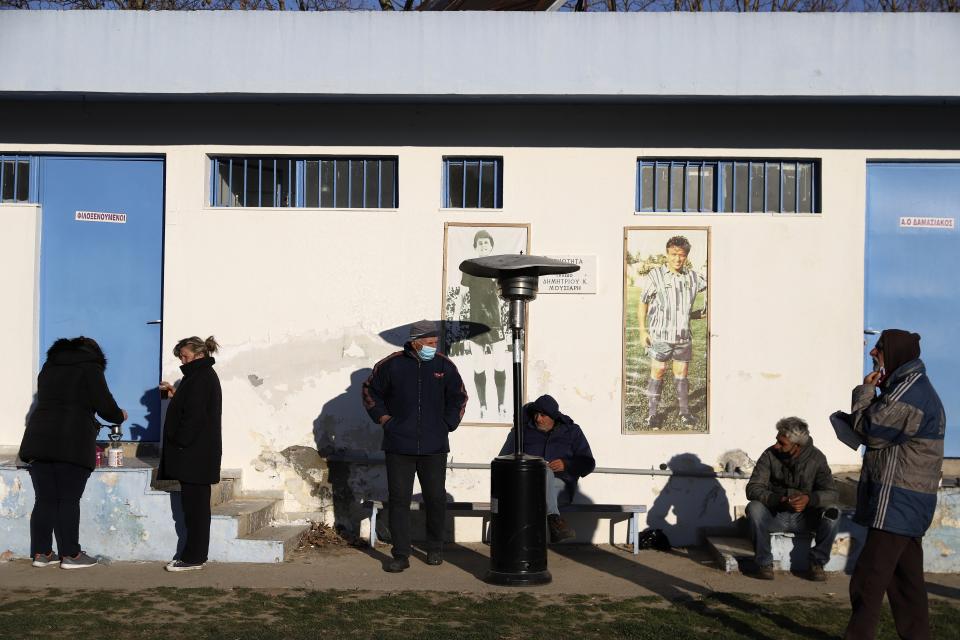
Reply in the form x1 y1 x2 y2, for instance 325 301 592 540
370 505 379 548
632 512 639 555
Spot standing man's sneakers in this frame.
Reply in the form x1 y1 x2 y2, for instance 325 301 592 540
547 514 576 543
425 551 443 566
807 563 827 582
165 560 205 572
755 565 775 580
679 413 698 427
60 551 98 569
31 552 58 567
384 556 410 573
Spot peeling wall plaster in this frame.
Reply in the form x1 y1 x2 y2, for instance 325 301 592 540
167 327 391 521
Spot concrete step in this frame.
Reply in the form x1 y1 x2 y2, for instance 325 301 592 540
240 523 310 560
706 530 860 574
1 462 298 563
212 497 281 538
210 479 237 507
706 535 753 573
150 477 237 508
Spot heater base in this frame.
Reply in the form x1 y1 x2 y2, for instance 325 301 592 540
485 569 552 586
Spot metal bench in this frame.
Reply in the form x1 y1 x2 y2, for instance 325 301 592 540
361 499 647 554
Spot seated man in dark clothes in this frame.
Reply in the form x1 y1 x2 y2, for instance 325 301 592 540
500 394 596 543
746 416 840 581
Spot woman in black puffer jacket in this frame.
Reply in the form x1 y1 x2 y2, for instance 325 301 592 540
158 336 222 572
19 337 127 569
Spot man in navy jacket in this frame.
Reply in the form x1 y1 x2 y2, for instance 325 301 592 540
844 329 945 640
500 394 595 542
363 320 468 572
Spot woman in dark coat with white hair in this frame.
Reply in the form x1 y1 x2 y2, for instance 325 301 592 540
158 335 222 572
19 337 127 569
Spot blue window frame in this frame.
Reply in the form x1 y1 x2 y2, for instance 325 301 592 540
442 157 502 209
211 156 398 208
636 159 819 214
1 155 39 204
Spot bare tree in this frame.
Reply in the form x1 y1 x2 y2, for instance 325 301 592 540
0 0 955 9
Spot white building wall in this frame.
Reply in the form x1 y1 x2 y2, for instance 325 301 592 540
0 205 40 451
3 143 957 544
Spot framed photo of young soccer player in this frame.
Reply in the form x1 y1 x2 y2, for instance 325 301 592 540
623 227 710 434
441 222 531 426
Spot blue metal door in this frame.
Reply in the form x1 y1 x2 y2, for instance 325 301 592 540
39 157 164 441
865 162 959 457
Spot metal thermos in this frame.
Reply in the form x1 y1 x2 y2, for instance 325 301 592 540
106 424 123 468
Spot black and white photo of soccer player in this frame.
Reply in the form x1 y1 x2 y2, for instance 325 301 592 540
442 223 530 425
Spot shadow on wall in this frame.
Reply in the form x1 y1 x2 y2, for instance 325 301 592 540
129 387 161 442
564 488 602 546
22 393 38 428
312 320 483 540
646 453 732 548
312 367 384 536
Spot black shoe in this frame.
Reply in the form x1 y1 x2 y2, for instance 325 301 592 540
384 556 410 573
755 565 775 580
548 514 576 543
644 415 660 430
425 551 443 566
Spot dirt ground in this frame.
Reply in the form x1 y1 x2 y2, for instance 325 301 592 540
3 543 960 602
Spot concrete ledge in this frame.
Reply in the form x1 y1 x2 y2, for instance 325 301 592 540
707 530 861 575
0 466 304 563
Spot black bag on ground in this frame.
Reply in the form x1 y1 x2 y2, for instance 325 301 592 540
637 528 671 551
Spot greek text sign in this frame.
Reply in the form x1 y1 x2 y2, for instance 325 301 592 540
899 216 954 230
541 255 597 294
75 210 127 224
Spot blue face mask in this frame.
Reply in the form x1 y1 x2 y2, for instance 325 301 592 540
418 345 437 361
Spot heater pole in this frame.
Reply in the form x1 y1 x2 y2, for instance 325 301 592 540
510 299 526 457
458 255 579 587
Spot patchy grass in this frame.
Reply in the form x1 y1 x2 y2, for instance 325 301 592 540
1 588 957 639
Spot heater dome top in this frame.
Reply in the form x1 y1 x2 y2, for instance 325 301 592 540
459 254 580 279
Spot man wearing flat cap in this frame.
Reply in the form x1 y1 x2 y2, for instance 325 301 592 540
500 394 595 543
843 329 945 640
363 320 468 573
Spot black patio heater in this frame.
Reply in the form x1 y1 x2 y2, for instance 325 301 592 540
459 254 580 586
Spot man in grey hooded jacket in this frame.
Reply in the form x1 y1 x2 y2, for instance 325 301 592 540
746 416 840 581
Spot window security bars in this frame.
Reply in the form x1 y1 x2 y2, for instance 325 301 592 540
211 157 398 209
637 160 819 214
442 158 503 209
0 155 37 203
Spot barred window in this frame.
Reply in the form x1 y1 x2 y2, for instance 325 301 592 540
637 159 819 214
1 155 36 203
443 157 502 209
211 156 398 208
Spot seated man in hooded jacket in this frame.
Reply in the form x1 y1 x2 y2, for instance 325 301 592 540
500 394 596 543
746 416 840 581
